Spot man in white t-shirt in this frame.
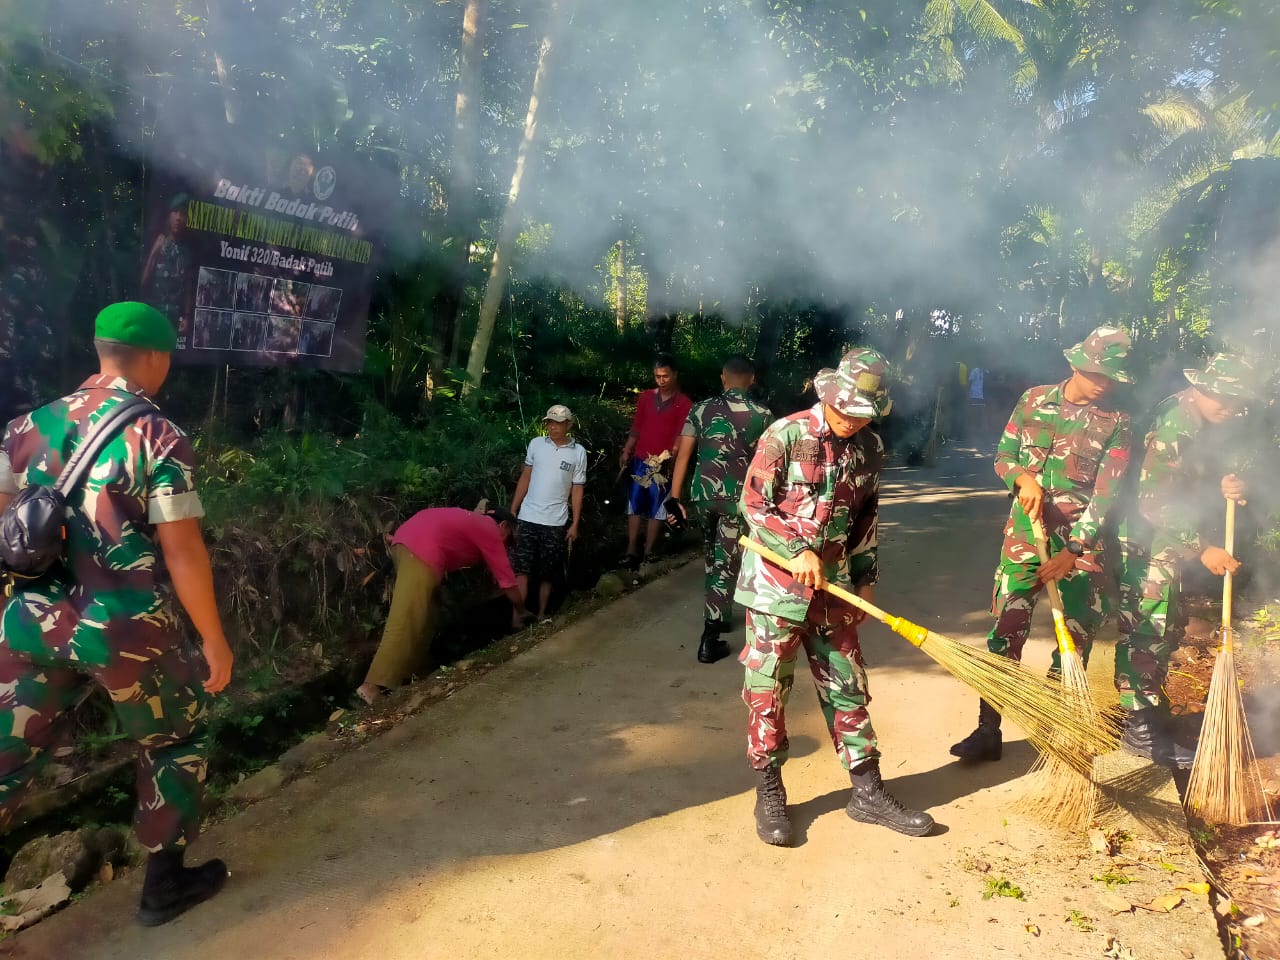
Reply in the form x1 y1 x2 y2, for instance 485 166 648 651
510 404 588 619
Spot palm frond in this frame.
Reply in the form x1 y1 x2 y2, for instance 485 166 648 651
1143 93 1206 138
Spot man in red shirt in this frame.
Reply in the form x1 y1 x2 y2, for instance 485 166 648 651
356 507 529 704
618 355 692 567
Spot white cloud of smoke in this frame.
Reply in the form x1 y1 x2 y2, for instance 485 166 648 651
33 0 1280 342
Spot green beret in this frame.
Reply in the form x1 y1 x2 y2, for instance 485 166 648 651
94 301 178 352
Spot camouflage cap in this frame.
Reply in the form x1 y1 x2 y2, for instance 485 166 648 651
813 347 893 419
1063 325 1133 383
1184 353 1257 400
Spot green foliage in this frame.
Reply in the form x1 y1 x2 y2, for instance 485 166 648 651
1066 910 1095 932
0 0 114 163
981 876 1025 900
1091 869 1132 890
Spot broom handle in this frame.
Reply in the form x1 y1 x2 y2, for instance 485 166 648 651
1029 518 1077 656
738 537 932 647
1222 498 1235 651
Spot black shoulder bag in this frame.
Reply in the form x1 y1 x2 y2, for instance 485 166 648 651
1 396 154 590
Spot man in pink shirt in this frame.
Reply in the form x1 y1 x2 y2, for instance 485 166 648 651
356 507 529 704
618 354 692 567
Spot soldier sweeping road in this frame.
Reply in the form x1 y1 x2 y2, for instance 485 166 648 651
951 326 1133 764
665 355 772 664
735 348 933 846
1113 353 1255 769
0 302 232 926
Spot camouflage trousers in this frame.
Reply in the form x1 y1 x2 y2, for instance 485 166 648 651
741 594 878 771
0 633 210 852
699 503 742 623
988 558 1104 673
1114 547 1182 710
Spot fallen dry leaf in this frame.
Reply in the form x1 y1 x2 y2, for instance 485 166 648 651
1137 892 1184 913
1089 829 1110 854
1024 923 1041 937
1099 891 1134 915
1175 882 1210 896
329 708 345 722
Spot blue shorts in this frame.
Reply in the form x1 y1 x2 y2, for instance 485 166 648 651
625 458 669 520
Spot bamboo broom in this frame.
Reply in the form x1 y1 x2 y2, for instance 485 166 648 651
1015 518 1111 829
739 537 1119 772
1185 499 1272 825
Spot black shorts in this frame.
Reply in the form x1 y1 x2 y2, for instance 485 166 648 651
513 519 568 581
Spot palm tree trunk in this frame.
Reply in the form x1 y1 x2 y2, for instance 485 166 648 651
463 8 559 399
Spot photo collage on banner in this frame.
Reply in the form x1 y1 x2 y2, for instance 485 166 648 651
193 269 342 358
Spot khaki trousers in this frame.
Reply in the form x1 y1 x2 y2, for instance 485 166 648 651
365 545 441 689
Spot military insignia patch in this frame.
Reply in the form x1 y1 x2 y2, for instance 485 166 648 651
792 439 822 462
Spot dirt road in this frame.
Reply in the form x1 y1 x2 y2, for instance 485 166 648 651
6 448 1224 960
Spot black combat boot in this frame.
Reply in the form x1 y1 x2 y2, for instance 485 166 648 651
754 766 793 846
1120 706 1195 770
847 760 935 837
949 699 1003 762
137 849 229 927
697 620 732 664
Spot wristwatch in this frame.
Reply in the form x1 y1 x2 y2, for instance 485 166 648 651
1065 540 1085 557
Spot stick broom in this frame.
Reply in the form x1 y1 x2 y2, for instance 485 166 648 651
1185 499 1272 824
1014 519 1113 828
739 537 1119 772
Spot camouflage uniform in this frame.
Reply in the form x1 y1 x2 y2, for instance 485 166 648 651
681 388 772 624
1115 354 1254 709
989 329 1133 671
146 236 193 335
735 356 889 772
0 375 211 852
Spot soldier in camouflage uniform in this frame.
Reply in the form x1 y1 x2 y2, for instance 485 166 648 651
0 302 233 926
1113 354 1255 769
665 355 772 664
141 196 195 338
735 348 933 846
951 326 1133 763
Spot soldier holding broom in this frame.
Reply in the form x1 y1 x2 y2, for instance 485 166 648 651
952 326 1134 764
1114 353 1255 769
736 349 933 846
